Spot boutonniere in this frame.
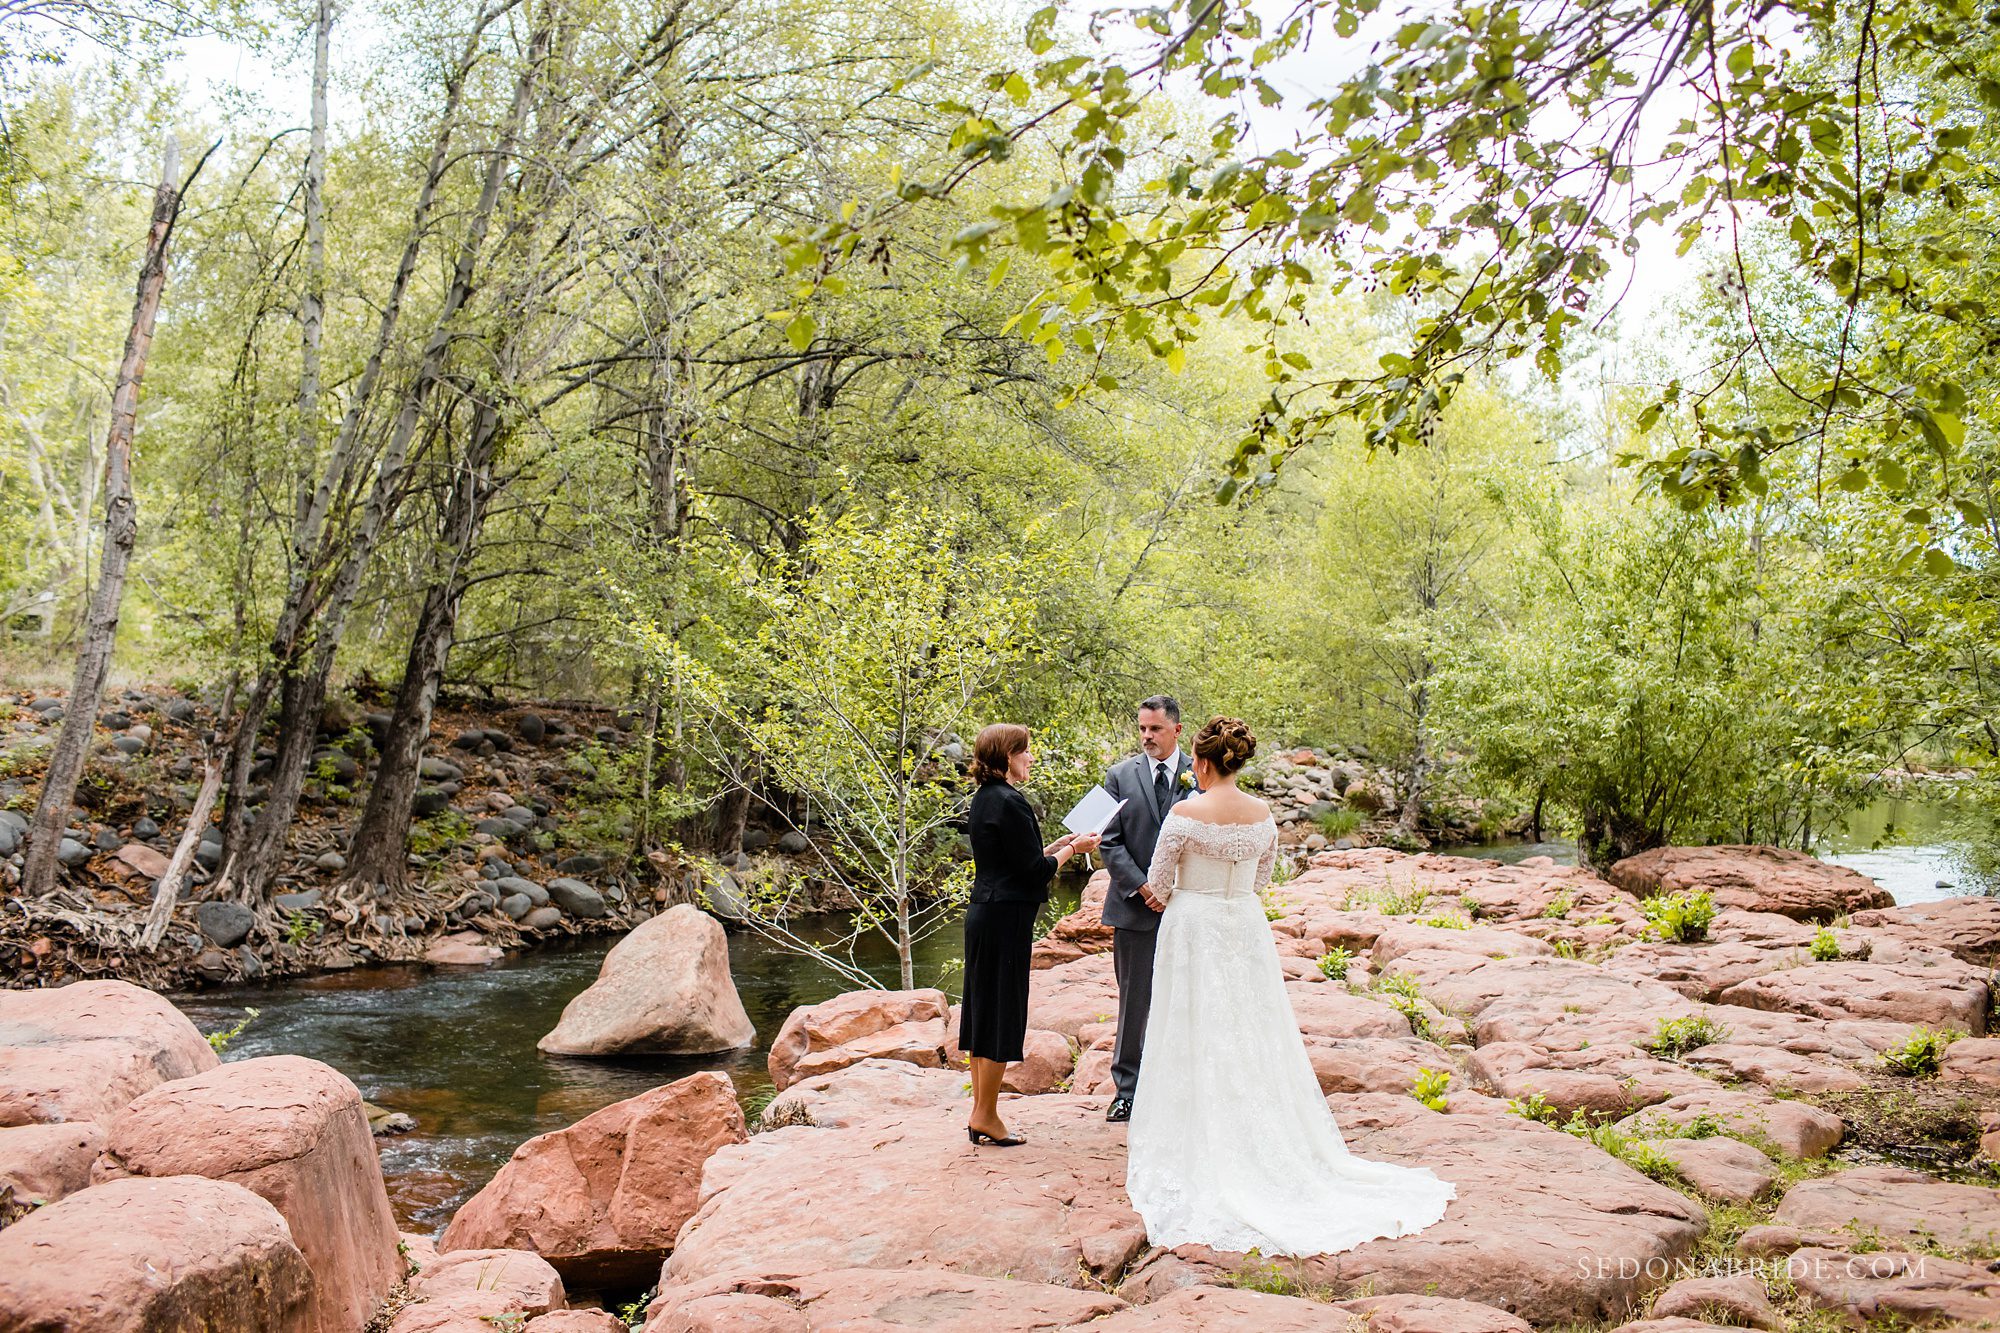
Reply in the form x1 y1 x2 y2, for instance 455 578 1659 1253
1178 769 1196 790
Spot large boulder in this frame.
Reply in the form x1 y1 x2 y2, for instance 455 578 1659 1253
1025 953 1122 1039
96 1054 402 1333
759 1058 969 1129
1031 871 1116 968
1848 896 2000 964
0 979 219 1127
1607 846 1892 921
539 905 754 1056
766 986 952 1091
441 1072 747 1291
645 1267 1128 1332
1773 1167 2000 1253
391 1248 568 1332
1120 1094 1705 1325
0 1121 104 1208
0 1174 315 1331
1716 959 1990 1035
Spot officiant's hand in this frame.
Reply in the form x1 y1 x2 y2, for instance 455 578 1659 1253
1044 833 1077 857
1069 832 1102 856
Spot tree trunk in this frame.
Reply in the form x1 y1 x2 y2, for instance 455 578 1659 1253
1396 668 1431 838
22 143 185 895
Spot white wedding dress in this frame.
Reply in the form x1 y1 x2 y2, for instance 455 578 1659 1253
1125 811 1456 1255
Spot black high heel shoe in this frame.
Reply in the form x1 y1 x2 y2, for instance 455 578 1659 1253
968 1127 1027 1147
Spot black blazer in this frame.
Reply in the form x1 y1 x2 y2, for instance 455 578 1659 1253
968 781 1058 904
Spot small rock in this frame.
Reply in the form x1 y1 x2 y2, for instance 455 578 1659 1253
546 878 606 918
93 827 122 851
197 900 256 948
132 816 159 840
426 933 502 966
412 787 450 817
55 837 90 868
165 699 198 723
274 888 322 914
112 735 145 755
556 853 603 874
777 831 810 854
316 851 347 872
521 906 562 931
99 710 132 730
1649 1274 1783 1329
514 713 547 744
419 757 463 782
193 948 234 981
237 946 265 979
498 893 532 920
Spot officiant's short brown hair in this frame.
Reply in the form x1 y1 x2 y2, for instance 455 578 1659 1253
970 723 1030 785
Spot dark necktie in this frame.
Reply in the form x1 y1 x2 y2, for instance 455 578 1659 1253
1154 760 1170 818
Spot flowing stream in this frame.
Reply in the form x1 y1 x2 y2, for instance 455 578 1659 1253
171 798 1978 1235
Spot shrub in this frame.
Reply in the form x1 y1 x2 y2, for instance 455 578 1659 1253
1553 939 1579 959
205 1008 260 1054
1810 927 1842 962
1881 1027 1961 1078
1412 1068 1451 1112
1541 890 1575 919
1508 1090 1561 1125
1418 913 1471 930
1317 946 1354 980
1650 1013 1728 1058
1641 889 1718 942
1315 807 1366 840
1344 881 1426 915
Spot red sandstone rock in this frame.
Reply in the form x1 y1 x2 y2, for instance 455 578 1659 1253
1601 942 1790 1001
539 906 754 1056
0 1120 102 1207
424 932 502 966
0 979 218 1127
1093 1285 1363 1330
1607 845 1892 921
1614 1089 1843 1159
1032 871 1115 968
1943 1037 2000 1086
97 1053 402 1333
645 1267 1127 1332
1633 1136 1777 1205
442 1071 746 1291
1026 954 1121 1040
1784 1247 2000 1325
528 1314 627 1332
1338 1294 1536 1333
1773 1167 2000 1252
1677 1043 1867 1094
0 1174 314 1331
1848 896 2000 964
759 1058 968 1129
767 987 952 1090
410 1247 566 1317
1717 959 1989 1035
1611 1320 1766 1333
1648 1275 1782 1329
1467 1042 1710 1117
1371 923 1554 964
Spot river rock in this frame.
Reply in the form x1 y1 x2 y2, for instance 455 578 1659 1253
1615 1089 1843 1159
197 899 256 948
1784 1246 2000 1324
766 986 952 1090
1633 1136 1777 1205
1607 845 1891 920
1773 1166 2000 1252
442 1071 746 1291
276 888 323 914
0 979 218 1126
759 1059 968 1130
426 932 503 966
646 1266 1129 1333
0 1120 103 1207
539 905 753 1056
395 1247 567 1331
522 906 563 931
55 837 90 867
0 1174 314 1331
496 876 547 905
97 1053 402 1333
1717 958 1990 1034
547 877 607 918
499 893 533 920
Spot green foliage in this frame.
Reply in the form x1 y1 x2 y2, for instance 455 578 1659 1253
1650 1014 1728 1058
1417 913 1470 930
1541 891 1574 920
1507 1091 1560 1126
1882 1027 1961 1078
407 811 471 859
1641 891 1719 943
1343 880 1427 916
1314 807 1365 840
1810 927 1843 962
283 912 321 947
1411 1067 1451 1112
1316 946 1353 980
204 1007 259 1054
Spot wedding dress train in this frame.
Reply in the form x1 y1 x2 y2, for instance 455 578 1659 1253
1125 812 1456 1255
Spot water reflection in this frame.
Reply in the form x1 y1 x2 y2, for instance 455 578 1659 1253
170 882 1081 1235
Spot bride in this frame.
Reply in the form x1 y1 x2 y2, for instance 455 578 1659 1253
1125 715 1455 1255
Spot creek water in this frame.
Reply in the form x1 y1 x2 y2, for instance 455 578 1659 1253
170 798 1977 1235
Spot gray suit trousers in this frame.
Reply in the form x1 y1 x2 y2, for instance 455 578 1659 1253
1110 925 1158 1100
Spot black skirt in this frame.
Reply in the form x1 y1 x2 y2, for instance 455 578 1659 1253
959 898 1040 1062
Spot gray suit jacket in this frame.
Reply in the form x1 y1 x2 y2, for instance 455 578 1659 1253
1098 750 1195 932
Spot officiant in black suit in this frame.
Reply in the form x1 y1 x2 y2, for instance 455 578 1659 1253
1097 694 1196 1122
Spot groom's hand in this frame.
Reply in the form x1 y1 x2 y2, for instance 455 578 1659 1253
1140 884 1167 912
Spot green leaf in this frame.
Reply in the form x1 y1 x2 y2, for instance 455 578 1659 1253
1922 547 1956 577
786 312 816 353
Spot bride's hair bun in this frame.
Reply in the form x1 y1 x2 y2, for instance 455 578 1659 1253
1193 716 1256 776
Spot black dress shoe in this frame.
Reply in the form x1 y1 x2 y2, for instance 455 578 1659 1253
1106 1097 1133 1122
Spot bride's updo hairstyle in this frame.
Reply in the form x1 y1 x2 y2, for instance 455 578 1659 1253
1193 716 1256 777
969 723 1030 785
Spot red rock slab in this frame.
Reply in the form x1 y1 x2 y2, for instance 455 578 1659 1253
411 1247 566 1316
1370 924 1555 965
538 905 754 1056
1032 871 1115 969
0 979 218 1126
666 1096 1148 1290
1085 1285 1361 1330
1379 952 1703 1050
528 1313 628 1332
1942 1037 2000 1086
1611 1321 1766 1333
1602 942 1794 1001
1309 1037 1457 1096
97 1053 402 1333
759 1058 968 1129
1289 983 1419 1040
1338 1293 1535 1333
769 987 951 1090
0 1174 315 1331
645 1267 1127 1332
1716 959 1990 1035
1614 1089 1843 1159
1848 897 2000 965
424 933 502 966
1026 954 1121 1040
441 1071 746 1292
1466 1042 1710 1117
1633 1137 1777 1205
1773 1167 2000 1254
1120 1093 1705 1325
1647 1274 1782 1329
0 1120 102 1206
1783 1247 2000 1324
1678 1043 1867 1094
1608 845 1892 921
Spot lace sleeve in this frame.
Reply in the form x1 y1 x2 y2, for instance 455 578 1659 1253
1253 821 1277 895
1147 815 1188 903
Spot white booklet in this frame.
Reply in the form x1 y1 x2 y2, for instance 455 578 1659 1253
1062 786 1126 837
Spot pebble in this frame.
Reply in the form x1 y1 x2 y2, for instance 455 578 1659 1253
315 851 347 872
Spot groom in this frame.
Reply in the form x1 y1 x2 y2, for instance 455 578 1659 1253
1097 694 1195 1122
